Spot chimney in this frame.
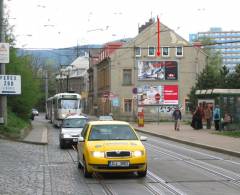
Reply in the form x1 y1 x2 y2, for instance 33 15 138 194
138 18 155 33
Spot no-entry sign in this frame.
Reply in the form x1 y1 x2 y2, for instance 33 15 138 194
155 93 160 101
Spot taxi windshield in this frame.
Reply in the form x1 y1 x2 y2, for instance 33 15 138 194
88 125 138 141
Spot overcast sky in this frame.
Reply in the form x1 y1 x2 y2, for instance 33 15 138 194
5 0 240 49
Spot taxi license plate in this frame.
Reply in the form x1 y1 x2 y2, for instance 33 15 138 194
73 138 78 142
108 161 129 167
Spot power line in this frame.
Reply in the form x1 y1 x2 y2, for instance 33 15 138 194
14 40 240 51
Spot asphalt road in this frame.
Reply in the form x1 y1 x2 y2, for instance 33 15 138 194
1 118 240 195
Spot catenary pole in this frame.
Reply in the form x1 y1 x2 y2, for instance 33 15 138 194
45 71 48 113
0 0 7 124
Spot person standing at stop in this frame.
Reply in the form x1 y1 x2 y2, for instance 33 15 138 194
213 105 221 130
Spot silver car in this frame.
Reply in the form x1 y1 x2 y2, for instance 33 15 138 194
59 115 88 149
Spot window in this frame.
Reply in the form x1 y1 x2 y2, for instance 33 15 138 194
148 46 155 56
122 69 132 85
135 47 141 57
162 47 169 57
176 46 183 57
62 118 87 128
81 124 89 139
88 125 138 141
124 99 132 112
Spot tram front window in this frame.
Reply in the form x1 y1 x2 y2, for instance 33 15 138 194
59 99 79 109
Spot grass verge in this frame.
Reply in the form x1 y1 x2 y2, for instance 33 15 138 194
213 131 240 138
0 111 30 139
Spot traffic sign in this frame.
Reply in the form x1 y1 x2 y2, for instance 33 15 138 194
155 93 160 101
132 87 137 94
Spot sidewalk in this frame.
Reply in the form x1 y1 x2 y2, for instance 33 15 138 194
21 115 240 157
22 115 48 145
131 122 240 157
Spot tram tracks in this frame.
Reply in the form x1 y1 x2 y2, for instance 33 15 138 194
145 171 186 195
145 142 240 188
70 145 185 195
69 147 118 195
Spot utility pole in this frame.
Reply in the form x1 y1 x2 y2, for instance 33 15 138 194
0 0 7 124
45 71 48 113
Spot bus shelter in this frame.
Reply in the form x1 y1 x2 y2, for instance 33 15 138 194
195 89 240 129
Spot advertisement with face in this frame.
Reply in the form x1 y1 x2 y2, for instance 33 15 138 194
137 61 178 80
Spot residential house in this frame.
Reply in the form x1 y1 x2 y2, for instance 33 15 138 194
56 53 89 112
89 18 207 121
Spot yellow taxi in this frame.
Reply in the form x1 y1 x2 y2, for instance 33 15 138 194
77 120 147 178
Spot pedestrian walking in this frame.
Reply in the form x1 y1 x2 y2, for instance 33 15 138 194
172 107 182 131
203 104 212 129
213 105 221 130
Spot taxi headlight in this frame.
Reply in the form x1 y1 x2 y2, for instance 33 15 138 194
92 151 105 158
132 150 144 157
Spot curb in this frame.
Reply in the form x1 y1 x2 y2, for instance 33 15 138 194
135 128 240 158
0 137 48 145
22 127 48 145
19 140 48 145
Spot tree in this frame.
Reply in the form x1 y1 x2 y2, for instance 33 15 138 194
188 37 223 108
6 48 43 120
226 64 240 88
219 65 229 88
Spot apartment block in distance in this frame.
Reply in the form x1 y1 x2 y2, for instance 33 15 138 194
190 27 240 71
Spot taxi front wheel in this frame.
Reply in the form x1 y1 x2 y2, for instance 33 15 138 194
83 158 92 178
137 167 147 177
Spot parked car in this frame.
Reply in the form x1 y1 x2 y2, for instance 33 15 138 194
32 108 39 116
59 115 88 149
77 120 147 178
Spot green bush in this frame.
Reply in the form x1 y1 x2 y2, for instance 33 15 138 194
0 110 29 138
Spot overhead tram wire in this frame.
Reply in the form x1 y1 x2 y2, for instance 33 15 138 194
14 40 240 56
16 40 240 50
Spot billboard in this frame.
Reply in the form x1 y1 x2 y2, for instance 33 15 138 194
138 85 178 105
0 75 21 95
138 60 178 80
0 43 9 63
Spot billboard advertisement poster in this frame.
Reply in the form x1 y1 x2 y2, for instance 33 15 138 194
138 85 178 105
163 85 178 104
0 75 21 95
0 43 9 63
137 60 178 80
112 97 120 107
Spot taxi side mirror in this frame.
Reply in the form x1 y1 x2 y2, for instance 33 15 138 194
78 136 85 142
140 136 147 141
